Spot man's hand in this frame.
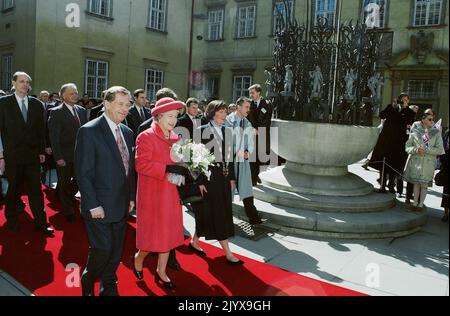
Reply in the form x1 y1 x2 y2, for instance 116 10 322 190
129 201 135 214
56 159 66 167
199 185 208 197
0 159 5 175
45 147 53 155
39 155 46 164
90 206 105 219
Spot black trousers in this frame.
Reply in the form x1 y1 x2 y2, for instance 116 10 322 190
83 218 127 293
397 179 414 200
243 197 260 222
5 161 46 227
56 162 77 216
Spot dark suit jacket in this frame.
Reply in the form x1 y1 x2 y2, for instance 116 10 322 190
126 105 151 140
248 98 274 155
89 103 104 121
0 94 45 164
138 118 154 136
74 116 136 223
176 114 201 141
48 104 87 162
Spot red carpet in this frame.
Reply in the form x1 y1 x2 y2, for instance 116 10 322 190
0 188 366 296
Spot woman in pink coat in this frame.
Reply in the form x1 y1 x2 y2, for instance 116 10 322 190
133 97 188 290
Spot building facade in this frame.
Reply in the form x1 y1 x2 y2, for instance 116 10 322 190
189 0 448 124
0 0 448 125
0 0 193 101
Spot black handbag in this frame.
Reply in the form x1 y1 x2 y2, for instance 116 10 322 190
434 170 446 187
177 183 203 205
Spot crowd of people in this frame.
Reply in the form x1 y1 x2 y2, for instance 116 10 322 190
366 93 448 222
0 71 274 296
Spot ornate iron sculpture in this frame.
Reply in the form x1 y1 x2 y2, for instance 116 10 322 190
268 1 382 126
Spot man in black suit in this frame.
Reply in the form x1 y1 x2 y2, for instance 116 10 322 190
176 97 201 140
0 72 54 235
48 83 87 223
248 84 274 186
75 86 135 296
126 89 151 139
138 88 178 135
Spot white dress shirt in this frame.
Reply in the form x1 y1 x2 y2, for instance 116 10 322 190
15 93 28 112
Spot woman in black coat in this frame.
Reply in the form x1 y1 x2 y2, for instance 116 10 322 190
369 93 416 193
193 100 244 265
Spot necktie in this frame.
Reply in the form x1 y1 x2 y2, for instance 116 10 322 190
21 98 28 123
140 108 145 122
72 108 80 126
116 127 129 176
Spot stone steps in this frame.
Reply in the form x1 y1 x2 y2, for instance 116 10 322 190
253 184 396 213
232 197 428 239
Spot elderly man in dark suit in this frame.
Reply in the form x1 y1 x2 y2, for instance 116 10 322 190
0 71 54 235
127 89 151 139
248 84 274 186
48 83 87 223
75 86 135 296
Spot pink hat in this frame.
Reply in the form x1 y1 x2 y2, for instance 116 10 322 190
152 97 185 117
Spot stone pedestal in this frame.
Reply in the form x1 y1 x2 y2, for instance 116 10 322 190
232 120 427 238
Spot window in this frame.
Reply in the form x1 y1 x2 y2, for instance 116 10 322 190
208 9 224 41
413 0 443 26
273 0 294 34
145 69 164 102
88 0 112 17
148 0 167 32
362 0 387 28
237 5 256 38
206 76 220 99
407 80 435 99
85 59 109 99
314 0 336 27
233 76 252 102
1 55 13 92
2 0 14 11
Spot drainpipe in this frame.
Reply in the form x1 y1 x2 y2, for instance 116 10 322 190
187 0 195 98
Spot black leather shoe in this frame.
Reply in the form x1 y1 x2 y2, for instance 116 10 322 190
132 255 144 280
227 259 244 266
168 260 181 271
155 273 176 290
189 243 206 257
35 224 55 236
81 274 94 296
256 176 262 184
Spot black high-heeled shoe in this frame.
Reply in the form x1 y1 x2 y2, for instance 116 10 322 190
155 273 176 290
132 255 144 280
189 243 207 257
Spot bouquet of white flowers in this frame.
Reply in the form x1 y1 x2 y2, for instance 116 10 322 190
168 140 216 186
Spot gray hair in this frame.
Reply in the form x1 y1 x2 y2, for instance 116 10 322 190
104 86 131 102
40 90 50 97
59 83 78 98
12 71 32 82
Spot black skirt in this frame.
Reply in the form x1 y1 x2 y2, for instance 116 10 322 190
193 165 234 241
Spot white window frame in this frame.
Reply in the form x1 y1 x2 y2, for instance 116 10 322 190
1 54 13 92
85 59 109 99
362 0 388 28
407 80 436 99
233 75 252 102
413 0 443 26
145 68 164 102
148 0 167 32
88 0 112 17
314 0 336 27
2 0 14 11
208 8 224 41
273 0 294 34
237 5 256 38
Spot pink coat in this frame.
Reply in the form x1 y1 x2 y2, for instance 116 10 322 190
135 122 183 253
